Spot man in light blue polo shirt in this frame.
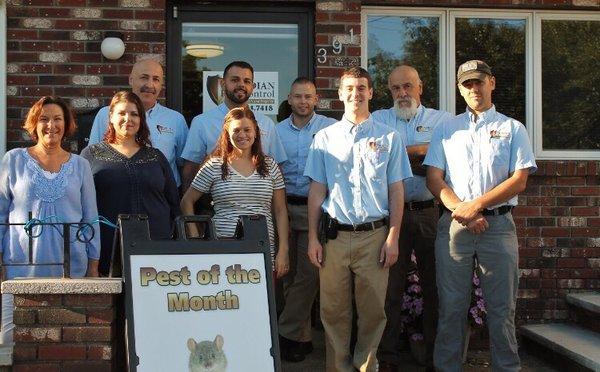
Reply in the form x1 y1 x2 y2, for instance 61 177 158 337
425 60 536 372
276 77 336 363
181 61 287 191
88 59 189 186
373 65 452 371
305 67 412 372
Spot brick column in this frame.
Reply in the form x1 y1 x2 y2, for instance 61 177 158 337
314 0 361 118
1 278 122 371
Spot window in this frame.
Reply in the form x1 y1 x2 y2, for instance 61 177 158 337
362 7 600 159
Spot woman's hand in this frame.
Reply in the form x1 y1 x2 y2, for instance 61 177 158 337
86 259 100 277
275 248 290 279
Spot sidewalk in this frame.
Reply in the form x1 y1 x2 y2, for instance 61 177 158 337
281 329 560 372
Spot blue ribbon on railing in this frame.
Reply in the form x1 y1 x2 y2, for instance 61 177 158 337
21 215 118 243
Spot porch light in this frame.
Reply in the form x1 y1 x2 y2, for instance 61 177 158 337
101 32 125 60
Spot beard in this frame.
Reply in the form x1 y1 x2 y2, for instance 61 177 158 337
394 97 419 121
225 87 250 105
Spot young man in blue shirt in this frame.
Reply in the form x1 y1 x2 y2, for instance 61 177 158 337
425 60 536 372
276 77 336 362
305 67 412 372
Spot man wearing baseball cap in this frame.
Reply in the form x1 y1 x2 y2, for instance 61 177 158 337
424 60 536 371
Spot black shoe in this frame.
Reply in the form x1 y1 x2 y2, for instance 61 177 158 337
279 336 306 363
298 340 313 355
378 361 398 372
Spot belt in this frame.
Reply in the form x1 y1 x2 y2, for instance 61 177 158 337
336 218 387 232
287 195 308 205
440 205 513 216
404 199 436 211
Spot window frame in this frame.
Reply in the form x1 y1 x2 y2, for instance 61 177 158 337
362 6 600 160
1 2 6 156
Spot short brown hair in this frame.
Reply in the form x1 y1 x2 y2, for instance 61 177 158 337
340 67 373 89
23 96 77 142
103 91 152 147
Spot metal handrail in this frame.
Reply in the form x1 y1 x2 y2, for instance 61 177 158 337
0 215 96 280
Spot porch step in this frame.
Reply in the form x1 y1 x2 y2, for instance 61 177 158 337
520 323 600 372
567 292 600 315
567 291 600 333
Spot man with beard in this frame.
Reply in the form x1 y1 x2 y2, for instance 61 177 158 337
425 60 535 372
89 58 189 186
181 61 287 191
372 65 452 371
276 78 336 362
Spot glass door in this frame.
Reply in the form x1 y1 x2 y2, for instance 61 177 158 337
167 5 313 124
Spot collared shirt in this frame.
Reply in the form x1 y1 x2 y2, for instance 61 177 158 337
372 105 453 202
304 115 413 225
88 102 189 186
181 103 287 164
277 113 337 197
424 105 537 207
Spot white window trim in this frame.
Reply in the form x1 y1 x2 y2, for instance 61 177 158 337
533 11 600 160
0 1 6 156
362 6 600 160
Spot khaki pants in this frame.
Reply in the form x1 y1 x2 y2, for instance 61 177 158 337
434 211 520 372
278 203 319 342
320 226 389 372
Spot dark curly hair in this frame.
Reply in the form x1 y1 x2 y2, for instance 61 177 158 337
210 106 268 180
103 91 152 147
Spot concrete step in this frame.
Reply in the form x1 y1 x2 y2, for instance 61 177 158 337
567 292 600 333
567 292 600 314
520 323 600 372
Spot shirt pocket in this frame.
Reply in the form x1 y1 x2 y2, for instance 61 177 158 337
363 150 388 181
485 138 510 169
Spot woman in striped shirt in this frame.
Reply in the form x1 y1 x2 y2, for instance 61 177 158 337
181 107 289 277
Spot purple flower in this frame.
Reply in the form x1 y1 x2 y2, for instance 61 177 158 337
477 299 486 312
410 333 424 341
411 252 417 264
473 276 480 286
475 316 483 325
409 284 422 294
413 299 424 314
475 288 483 297
409 274 420 283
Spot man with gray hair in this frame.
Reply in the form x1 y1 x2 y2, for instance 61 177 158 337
372 65 452 371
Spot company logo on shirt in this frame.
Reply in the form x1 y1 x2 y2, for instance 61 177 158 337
156 124 174 135
368 140 389 153
489 130 510 139
416 125 431 132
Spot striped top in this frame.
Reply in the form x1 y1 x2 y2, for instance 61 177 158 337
191 156 285 263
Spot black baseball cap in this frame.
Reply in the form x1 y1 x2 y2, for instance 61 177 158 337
457 60 493 84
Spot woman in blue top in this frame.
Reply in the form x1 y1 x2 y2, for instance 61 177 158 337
0 96 100 344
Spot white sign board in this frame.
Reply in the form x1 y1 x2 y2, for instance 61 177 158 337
129 253 275 372
202 71 279 115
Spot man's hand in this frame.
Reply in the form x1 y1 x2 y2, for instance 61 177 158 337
466 213 489 234
379 236 399 268
308 237 323 268
452 200 483 225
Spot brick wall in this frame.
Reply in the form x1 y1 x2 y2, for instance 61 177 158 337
11 293 118 371
6 0 165 149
